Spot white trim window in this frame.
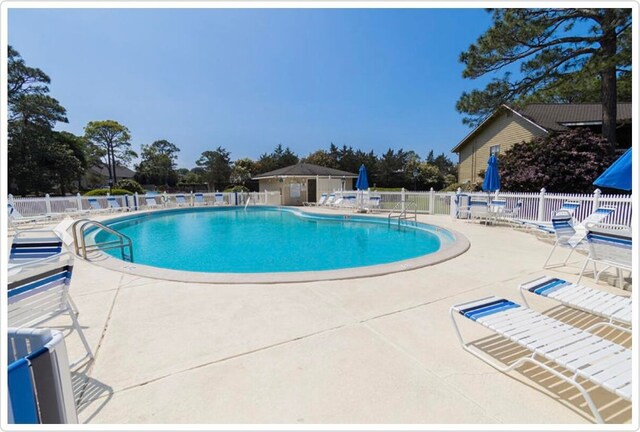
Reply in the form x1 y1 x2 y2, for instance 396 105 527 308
489 144 500 157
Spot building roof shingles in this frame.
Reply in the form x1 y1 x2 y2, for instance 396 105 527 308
519 103 632 131
253 163 358 179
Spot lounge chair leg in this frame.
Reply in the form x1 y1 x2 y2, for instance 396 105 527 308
577 257 590 284
542 242 559 269
68 300 94 367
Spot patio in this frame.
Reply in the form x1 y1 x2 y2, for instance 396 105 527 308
33 210 632 425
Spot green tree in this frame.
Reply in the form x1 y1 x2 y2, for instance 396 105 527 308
7 46 87 195
230 158 257 185
302 150 339 168
135 139 180 186
457 8 631 144
84 120 137 186
500 128 617 193
256 144 299 173
376 148 409 188
196 147 232 191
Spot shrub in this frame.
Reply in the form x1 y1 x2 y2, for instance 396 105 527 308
500 128 617 193
84 188 131 196
115 179 145 194
224 185 250 193
441 182 482 193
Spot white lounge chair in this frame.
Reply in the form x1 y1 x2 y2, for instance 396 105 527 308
542 210 588 269
304 193 327 207
577 223 632 288
214 193 226 206
106 196 125 212
174 194 189 207
323 193 336 207
8 204 54 229
566 206 616 247
465 198 490 224
8 253 93 368
519 275 631 332
516 201 581 233
450 296 631 423
194 193 207 206
367 195 381 212
87 198 109 214
145 196 160 209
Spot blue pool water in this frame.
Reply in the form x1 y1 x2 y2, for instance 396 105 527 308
93 207 452 273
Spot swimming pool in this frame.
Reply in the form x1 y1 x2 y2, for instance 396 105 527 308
89 207 468 282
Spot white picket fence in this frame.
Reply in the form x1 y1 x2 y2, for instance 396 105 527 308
7 187 632 227
7 191 282 217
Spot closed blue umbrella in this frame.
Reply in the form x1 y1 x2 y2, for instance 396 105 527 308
356 164 369 190
482 155 501 193
594 148 632 191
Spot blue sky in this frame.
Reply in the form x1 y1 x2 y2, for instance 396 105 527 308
9 7 495 169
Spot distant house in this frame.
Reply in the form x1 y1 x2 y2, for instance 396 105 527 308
252 163 358 206
82 165 136 189
451 103 632 184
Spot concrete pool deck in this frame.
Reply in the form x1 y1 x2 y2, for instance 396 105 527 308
12 208 634 425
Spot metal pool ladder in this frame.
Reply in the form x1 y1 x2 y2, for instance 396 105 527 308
72 219 134 262
388 200 418 226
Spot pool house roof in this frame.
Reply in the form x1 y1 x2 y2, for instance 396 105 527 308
252 163 358 180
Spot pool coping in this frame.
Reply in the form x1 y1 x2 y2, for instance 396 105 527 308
81 206 471 284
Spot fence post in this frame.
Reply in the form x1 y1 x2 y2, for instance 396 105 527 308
593 188 601 211
134 192 139 211
429 187 435 214
401 188 406 213
44 194 52 215
451 188 461 219
8 194 14 206
76 193 82 211
537 188 546 222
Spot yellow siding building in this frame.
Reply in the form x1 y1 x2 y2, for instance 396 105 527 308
452 103 632 184
452 106 547 184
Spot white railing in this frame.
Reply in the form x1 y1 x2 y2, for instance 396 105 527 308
451 188 632 227
7 188 631 227
8 191 281 216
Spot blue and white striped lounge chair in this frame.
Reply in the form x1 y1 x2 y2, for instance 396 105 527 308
8 254 93 368
499 200 522 225
8 204 53 229
214 193 226 206
9 230 63 268
87 198 109 213
450 296 632 423
518 201 581 233
194 193 207 206
145 196 160 209
566 206 616 247
467 199 490 223
342 195 357 209
324 193 336 207
174 194 188 207
542 210 588 269
106 196 124 211
519 275 631 332
577 223 632 288
367 195 381 212
8 328 77 424
304 193 327 207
